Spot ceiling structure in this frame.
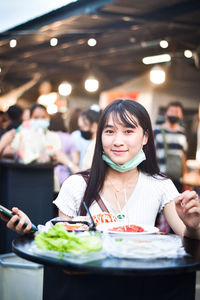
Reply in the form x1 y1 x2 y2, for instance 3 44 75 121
0 0 200 104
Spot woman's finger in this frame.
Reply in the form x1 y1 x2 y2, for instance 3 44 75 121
186 206 200 215
177 191 198 207
7 214 19 230
183 199 200 213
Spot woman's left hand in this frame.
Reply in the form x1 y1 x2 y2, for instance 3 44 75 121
175 190 200 230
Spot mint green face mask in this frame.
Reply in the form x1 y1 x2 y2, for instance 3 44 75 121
102 149 146 172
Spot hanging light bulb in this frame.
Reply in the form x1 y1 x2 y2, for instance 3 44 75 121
150 66 166 84
10 39 17 48
87 38 97 47
58 81 72 96
50 38 58 47
84 77 99 92
184 50 193 58
159 40 168 49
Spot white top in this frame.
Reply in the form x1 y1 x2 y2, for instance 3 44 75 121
81 139 96 171
12 128 61 164
53 172 179 226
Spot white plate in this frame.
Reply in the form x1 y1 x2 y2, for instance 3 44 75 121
97 222 159 235
102 234 187 259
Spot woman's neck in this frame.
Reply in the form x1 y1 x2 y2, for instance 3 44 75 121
106 167 139 185
102 167 140 213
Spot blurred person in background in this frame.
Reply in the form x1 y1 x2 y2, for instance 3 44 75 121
68 108 82 134
71 108 100 168
154 101 188 232
2 104 61 163
49 112 79 189
154 101 187 192
4 104 23 131
81 109 101 171
22 108 31 122
55 108 101 174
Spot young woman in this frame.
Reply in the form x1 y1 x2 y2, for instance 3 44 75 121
4 99 200 239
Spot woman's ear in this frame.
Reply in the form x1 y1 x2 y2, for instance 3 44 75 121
143 131 149 145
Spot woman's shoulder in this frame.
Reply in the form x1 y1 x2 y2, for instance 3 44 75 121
140 172 171 185
57 131 71 140
59 174 87 198
62 174 86 185
140 172 179 199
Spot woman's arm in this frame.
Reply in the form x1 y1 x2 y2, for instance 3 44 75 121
163 190 200 239
71 150 80 166
53 149 80 173
163 200 185 236
58 209 73 220
0 129 15 157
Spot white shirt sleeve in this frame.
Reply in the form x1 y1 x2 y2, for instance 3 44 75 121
53 174 87 217
158 177 180 212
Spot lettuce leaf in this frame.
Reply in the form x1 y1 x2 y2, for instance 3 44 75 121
34 223 102 254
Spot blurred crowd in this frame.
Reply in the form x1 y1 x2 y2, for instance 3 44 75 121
0 103 101 193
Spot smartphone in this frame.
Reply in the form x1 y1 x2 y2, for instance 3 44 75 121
0 205 38 232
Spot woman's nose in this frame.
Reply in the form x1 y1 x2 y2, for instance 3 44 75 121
113 133 124 146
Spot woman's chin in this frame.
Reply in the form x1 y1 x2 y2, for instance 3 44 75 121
112 158 127 165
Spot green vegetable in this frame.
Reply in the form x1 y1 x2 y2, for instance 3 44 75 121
34 223 102 255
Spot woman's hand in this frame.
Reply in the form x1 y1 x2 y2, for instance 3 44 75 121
52 149 69 165
175 190 200 235
6 207 33 234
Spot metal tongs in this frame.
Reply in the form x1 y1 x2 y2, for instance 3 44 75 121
83 201 96 231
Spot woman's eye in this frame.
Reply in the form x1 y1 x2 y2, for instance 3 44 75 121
104 129 113 134
125 129 134 134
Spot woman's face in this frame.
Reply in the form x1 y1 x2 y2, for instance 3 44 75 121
101 113 148 165
31 107 49 119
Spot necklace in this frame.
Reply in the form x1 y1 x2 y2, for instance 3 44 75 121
107 178 130 222
107 178 121 193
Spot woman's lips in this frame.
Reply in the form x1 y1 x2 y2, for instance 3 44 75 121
112 150 128 155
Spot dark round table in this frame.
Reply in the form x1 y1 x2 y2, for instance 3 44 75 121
12 233 200 300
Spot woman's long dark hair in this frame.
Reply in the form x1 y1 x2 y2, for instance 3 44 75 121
80 99 162 215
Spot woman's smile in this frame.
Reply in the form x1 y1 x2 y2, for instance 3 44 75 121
112 149 128 156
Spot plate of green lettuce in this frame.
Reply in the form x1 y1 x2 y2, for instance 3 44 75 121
31 223 105 263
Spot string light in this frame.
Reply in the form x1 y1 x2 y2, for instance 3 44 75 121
10 39 17 48
87 38 97 47
58 81 72 96
160 40 168 49
150 66 166 84
142 54 171 65
50 38 58 47
84 77 99 92
184 50 193 58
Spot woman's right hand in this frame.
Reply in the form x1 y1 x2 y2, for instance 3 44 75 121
6 207 33 234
